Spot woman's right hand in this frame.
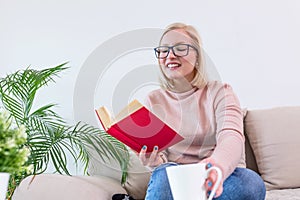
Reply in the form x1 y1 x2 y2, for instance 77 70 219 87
200 158 224 198
138 145 164 168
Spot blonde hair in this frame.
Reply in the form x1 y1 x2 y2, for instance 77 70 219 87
158 23 207 90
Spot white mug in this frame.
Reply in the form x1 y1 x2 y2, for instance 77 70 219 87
166 163 222 200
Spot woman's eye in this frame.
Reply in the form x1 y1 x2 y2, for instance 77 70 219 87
157 48 168 53
175 47 187 52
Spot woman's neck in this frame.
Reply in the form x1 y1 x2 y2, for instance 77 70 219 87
170 79 194 93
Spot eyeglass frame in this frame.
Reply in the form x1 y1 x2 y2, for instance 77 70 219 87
154 43 198 59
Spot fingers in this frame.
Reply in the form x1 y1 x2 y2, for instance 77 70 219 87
148 146 159 164
205 169 217 192
139 145 147 165
205 162 223 198
139 145 160 167
204 161 217 191
207 183 223 198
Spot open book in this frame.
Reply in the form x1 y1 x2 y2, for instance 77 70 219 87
95 99 184 153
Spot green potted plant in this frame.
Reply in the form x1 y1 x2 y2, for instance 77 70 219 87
0 110 30 200
0 62 129 198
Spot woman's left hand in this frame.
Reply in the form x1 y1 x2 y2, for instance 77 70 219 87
138 145 163 168
200 158 224 198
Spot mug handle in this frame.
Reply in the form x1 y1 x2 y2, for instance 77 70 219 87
205 166 222 200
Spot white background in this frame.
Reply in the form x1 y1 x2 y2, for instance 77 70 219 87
1 0 300 174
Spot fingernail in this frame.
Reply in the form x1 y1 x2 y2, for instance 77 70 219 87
207 163 212 169
142 145 147 150
207 190 211 196
154 146 158 150
208 181 212 187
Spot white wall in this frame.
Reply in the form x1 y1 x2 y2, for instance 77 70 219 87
1 0 300 173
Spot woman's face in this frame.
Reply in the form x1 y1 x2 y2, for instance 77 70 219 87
158 29 198 82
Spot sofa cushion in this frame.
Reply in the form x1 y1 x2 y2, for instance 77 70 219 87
88 146 150 200
12 174 126 200
123 151 151 199
266 188 300 200
87 145 123 182
244 106 300 190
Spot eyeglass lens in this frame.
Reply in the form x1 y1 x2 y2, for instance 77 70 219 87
155 44 190 59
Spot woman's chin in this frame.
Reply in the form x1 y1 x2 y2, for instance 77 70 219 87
166 74 184 80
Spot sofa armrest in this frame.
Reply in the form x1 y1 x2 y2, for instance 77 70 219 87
12 174 127 200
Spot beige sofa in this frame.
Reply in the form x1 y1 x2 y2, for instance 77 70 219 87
12 106 300 200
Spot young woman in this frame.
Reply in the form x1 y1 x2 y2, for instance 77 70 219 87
138 23 266 200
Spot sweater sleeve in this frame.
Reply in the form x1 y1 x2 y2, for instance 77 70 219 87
210 83 245 180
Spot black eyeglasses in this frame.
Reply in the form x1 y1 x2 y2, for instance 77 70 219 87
154 44 197 59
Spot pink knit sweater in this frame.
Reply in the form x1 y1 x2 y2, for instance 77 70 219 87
144 81 246 179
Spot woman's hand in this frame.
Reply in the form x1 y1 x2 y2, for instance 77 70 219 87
138 145 164 168
200 158 224 198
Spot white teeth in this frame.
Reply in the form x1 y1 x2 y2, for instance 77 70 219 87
167 63 180 68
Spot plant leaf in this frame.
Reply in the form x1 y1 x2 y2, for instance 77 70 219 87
0 63 130 184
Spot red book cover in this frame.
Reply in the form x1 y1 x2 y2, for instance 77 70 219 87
95 100 184 153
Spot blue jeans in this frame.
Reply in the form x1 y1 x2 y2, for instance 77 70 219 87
145 163 266 200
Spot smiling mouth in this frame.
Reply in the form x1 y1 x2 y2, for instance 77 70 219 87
167 63 181 69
